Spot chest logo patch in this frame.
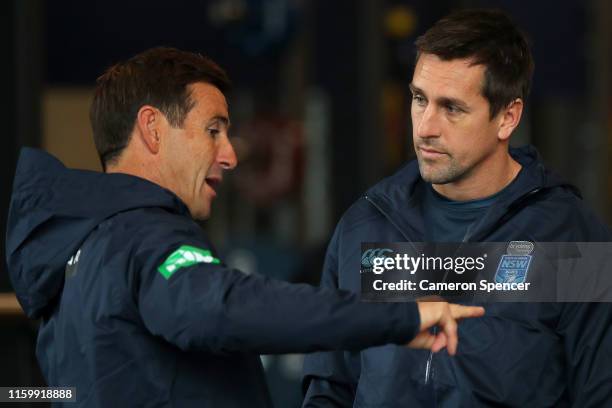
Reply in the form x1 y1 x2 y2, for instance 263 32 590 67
158 245 220 279
494 241 534 284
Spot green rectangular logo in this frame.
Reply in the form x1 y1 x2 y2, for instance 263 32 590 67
157 245 220 279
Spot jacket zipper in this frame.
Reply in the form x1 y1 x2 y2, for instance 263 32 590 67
364 195 435 383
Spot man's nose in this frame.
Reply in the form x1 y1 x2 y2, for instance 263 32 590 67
218 137 238 170
416 106 441 139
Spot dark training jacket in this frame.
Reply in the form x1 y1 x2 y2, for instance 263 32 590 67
303 146 612 408
6 148 422 407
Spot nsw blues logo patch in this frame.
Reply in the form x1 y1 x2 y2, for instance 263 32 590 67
494 241 534 284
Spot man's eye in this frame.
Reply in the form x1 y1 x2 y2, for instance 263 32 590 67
446 105 462 114
412 95 426 106
207 128 220 137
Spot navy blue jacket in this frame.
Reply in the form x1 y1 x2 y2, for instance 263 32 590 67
303 146 612 407
5 148 422 407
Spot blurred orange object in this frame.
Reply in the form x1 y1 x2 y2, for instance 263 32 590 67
0 293 24 316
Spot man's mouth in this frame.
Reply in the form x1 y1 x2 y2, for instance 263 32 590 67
205 176 222 194
418 146 447 158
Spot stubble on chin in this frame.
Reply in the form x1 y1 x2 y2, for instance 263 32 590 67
417 155 464 185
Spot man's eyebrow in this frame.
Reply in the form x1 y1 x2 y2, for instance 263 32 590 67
208 116 231 127
408 83 423 95
437 96 470 111
409 83 470 111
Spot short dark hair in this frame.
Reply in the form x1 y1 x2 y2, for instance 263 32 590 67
90 47 231 169
415 9 534 118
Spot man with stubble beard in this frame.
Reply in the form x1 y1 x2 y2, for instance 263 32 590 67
303 9 612 408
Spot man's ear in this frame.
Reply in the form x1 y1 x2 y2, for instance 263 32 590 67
497 98 523 141
135 105 163 154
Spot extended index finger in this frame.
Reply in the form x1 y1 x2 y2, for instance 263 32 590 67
448 304 485 320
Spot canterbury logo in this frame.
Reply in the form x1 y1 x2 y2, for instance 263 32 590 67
67 249 82 266
361 248 393 268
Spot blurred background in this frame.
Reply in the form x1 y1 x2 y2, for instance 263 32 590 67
1 0 610 406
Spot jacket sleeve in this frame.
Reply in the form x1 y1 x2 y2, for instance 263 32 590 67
134 233 420 356
558 210 612 407
302 226 361 408
558 302 612 407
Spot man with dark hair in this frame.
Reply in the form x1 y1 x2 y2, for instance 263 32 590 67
302 9 611 407
89 47 232 170
5 47 483 407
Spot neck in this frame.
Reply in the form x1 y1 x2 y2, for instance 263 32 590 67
105 149 165 188
432 149 522 201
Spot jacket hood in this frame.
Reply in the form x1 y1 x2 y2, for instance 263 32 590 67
5 148 189 318
364 145 581 241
